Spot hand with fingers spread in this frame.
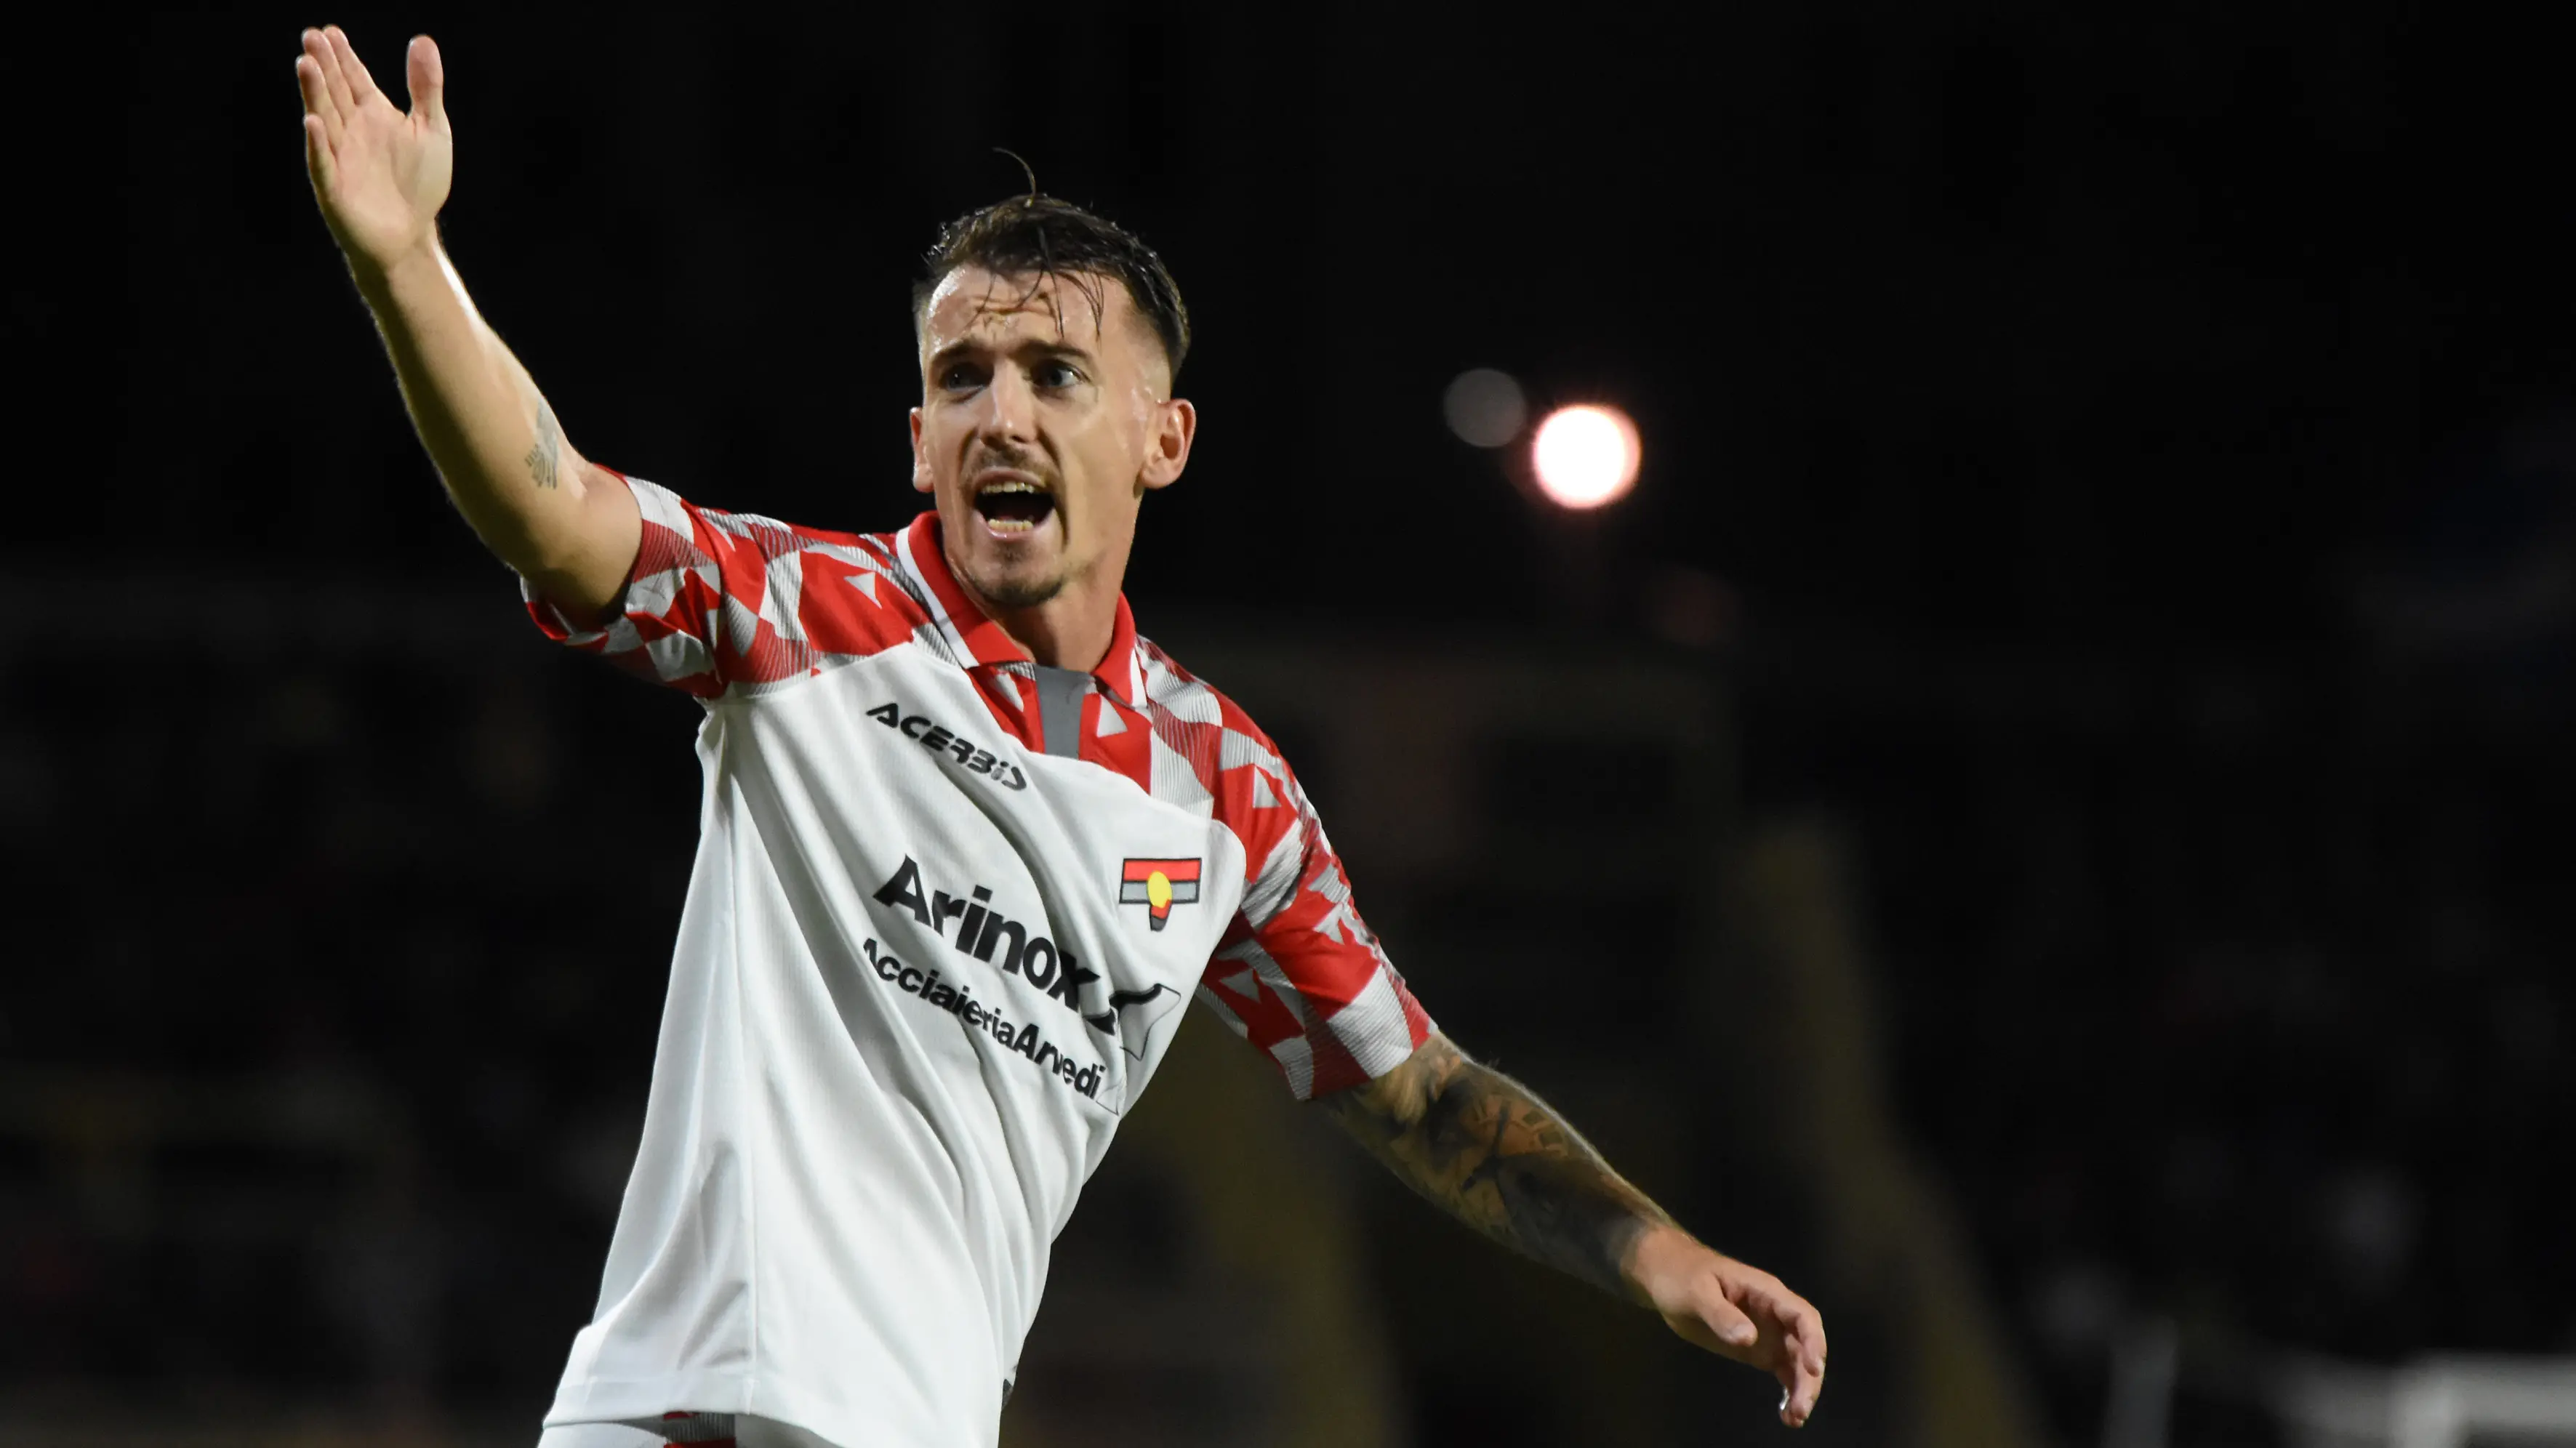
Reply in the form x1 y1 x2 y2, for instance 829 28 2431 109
1628 1226 1829 1428
295 24 451 278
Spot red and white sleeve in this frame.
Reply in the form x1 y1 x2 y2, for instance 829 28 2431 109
1196 723 1436 1101
521 473 909 699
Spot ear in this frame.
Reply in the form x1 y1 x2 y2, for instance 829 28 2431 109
910 406 932 494
1139 397 1197 492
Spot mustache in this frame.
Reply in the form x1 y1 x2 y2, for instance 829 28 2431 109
964 443 1058 488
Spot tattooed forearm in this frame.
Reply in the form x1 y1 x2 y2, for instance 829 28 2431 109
1324 1033 1675 1297
523 397 563 490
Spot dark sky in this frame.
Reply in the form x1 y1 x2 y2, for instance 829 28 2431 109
15 5 2569 660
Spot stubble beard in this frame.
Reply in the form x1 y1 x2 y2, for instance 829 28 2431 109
965 557 1068 612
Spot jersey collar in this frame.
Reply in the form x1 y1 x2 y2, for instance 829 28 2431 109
901 511 1142 710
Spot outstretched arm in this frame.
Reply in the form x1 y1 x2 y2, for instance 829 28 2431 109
1321 1031 1828 1428
296 25 636 618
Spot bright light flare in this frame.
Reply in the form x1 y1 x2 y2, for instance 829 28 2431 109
1530 404 1640 509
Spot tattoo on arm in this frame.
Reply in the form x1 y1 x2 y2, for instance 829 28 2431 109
523 398 563 490
1323 1033 1674 1298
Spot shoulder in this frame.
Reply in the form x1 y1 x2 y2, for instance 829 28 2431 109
1132 637 1299 789
617 473 942 684
1131 635 1315 866
627 474 904 577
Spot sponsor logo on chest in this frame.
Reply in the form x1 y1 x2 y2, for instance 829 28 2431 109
864 700 1026 789
870 857 1181 1063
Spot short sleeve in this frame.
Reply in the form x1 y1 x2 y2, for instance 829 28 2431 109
523 473 910 699
1193 729 1437 1101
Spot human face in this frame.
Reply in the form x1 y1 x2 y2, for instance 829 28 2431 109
910 268 1194 614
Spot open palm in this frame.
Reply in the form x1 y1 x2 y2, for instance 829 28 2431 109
296 25 452 273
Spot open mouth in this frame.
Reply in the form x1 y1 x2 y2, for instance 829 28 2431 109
973 477 1058 537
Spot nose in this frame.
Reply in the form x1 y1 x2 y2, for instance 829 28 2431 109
972 363 1038 446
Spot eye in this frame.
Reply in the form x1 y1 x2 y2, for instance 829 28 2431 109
1034 358 1084 390
939 361 987 392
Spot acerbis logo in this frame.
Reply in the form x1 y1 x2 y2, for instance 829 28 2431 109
864 701 1027 790
1119 858 1201 932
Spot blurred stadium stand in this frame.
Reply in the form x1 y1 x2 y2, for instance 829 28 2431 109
2279 1356 2576 1448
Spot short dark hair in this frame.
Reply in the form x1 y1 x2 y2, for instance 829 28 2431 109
914 195 1191 382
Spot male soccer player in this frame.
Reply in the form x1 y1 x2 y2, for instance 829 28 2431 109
294 24 1826 1447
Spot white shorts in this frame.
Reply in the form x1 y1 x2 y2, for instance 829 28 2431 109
537 1416 841 1448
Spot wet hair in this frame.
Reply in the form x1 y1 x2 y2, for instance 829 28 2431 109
913 193 1191 384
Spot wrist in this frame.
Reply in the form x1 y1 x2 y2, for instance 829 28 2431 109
348 233 446 308
1618 1219 1704 1303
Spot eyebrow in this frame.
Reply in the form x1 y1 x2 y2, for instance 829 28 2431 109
926 337 1098 375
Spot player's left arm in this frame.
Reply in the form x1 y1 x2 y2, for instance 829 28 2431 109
1320 1030 1827 1428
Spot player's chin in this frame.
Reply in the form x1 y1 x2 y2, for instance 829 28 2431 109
968 553 1070 611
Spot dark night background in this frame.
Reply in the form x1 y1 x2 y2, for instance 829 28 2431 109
5 7 2574 1446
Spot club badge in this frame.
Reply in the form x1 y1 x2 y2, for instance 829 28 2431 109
1118 858 1202 931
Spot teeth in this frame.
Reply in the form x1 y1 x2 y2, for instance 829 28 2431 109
974 475 1051 539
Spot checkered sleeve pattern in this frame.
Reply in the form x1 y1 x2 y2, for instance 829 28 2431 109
521 474 920 699
1138 644 1436 1099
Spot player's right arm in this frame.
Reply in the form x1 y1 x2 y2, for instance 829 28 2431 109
296 25 638 620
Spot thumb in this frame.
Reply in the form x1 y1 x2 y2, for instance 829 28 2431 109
406 35 448 129
1665 1290 1759 1354
1702 1295 1760 1350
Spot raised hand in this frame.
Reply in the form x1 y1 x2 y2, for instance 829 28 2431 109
295 25 452 278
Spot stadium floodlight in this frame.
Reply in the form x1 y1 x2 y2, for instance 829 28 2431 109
1530 403 1640 509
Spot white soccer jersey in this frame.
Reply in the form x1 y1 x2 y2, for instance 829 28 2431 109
526 475 1435 1448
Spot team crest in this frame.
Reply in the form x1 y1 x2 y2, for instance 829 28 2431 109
1119 858 1201 931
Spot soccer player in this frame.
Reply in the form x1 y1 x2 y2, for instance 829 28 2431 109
294 24 1827 1447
